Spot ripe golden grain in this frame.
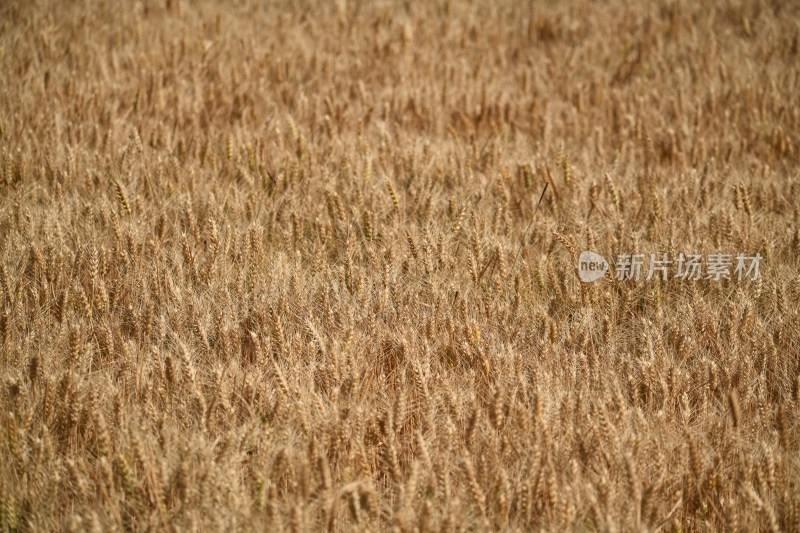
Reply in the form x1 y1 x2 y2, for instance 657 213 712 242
0 0 798 530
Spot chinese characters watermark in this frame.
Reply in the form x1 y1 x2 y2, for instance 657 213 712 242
578 251 762 283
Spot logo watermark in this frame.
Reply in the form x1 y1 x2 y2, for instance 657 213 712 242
578 251 762 283
578 251 609 282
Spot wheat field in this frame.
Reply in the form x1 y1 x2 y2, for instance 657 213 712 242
1 0 799 531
